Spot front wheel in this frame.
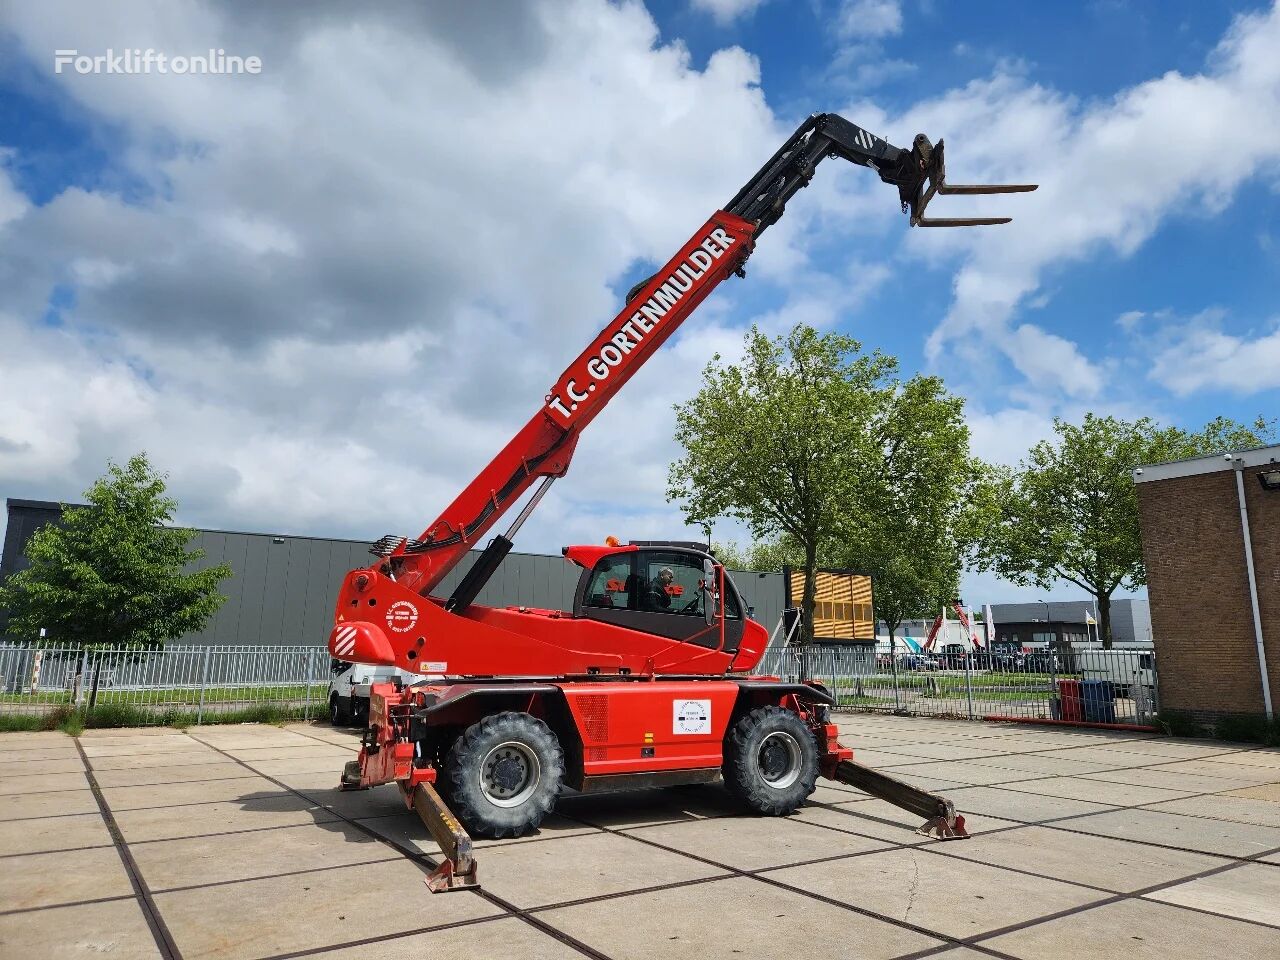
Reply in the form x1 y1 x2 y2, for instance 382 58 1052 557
441 712 564 839
329 694 351 726
722 706 818 815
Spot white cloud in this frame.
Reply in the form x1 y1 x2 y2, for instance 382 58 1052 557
835 0 902 39
1148 315 1280 396
0 0 790 544
690 0 767 25
904 3 1280 401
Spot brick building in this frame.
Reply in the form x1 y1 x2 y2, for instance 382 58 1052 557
1134 445 1280 724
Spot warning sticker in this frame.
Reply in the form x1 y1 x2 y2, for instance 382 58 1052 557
422 661 448 674
673 699 711 735
385 600 419 633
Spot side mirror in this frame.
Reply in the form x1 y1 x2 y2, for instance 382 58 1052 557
702 557 718 626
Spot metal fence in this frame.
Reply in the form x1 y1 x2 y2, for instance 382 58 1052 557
0 644 329 725
759 644 1160 726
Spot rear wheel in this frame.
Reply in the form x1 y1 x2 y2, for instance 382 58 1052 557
722 706 818 815
442 712 564 838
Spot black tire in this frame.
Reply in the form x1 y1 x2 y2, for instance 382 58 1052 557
442 712 564 839
329 694 351 726
722 706 818 815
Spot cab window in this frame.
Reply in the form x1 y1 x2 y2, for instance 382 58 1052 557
584 555 633 609
641 552 705 616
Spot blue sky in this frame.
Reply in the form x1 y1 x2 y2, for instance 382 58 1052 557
0 1 1277 608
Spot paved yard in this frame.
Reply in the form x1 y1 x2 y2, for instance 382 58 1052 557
1 714 1278 960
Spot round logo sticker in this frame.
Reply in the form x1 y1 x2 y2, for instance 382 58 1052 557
385 600 419 633
673 699 711 735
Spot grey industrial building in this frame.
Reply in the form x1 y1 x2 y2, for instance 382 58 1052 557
1 499 786 646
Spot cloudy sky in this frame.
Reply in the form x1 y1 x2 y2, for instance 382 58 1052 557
1 0 1278 606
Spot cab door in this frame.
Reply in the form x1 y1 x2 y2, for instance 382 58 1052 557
575 548 744 653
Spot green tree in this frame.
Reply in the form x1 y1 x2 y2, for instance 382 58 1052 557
0 453 232 649
972 414 1274 647
669 324 971 644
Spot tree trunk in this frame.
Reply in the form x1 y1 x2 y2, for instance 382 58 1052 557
1098 592 1113 650
800 541 818 647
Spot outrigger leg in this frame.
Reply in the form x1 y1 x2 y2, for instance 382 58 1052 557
830 758 970 839
341 757 479 892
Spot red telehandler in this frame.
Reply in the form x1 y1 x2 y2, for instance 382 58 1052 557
328 114 1035 891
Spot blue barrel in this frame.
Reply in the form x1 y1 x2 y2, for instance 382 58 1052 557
1080 679 1116 723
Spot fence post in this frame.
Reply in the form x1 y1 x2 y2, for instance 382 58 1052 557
889 638 901 713
963 650 975 720
303 648 322 722
196 646 212 725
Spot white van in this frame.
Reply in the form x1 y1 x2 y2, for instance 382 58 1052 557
1078 649 1156 700
327 659 427 727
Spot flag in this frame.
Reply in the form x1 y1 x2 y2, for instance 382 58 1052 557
1084 610 1096 625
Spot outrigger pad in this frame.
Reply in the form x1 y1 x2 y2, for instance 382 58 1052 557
339 759 366 791
426 858 480 893
916 813 970 841
412 781 480 893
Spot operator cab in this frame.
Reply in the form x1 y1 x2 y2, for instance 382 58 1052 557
564 541 747 652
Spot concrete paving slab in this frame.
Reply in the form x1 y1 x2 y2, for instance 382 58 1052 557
86 750 226 771
942 784 1115 822
477 830 727 908
1143 794 1280 828
1049 807 1280 857
930 824 1229 893
0 811 113 855
130 819 401 890
982 897 1280 959
1141 759 1280 785
1225 782 1280 801
0 787 100 820
1203 750 1280 770
0 757 87 775
217 744 353 761
1146 862 1280 928
114 794 343 843
622 811 893 870
994 774 1196 807
1083 740 1246 760
866 741 1016 762
81 727 181 737
554 784 742 828
80 736 195 754
303 916 583 960
878 761 1041 786
768 846 1107 938
239 756 352 776
968 753 1142 777
153 857 500 960
0 771 88 795
837 747 923 767
100 775 281 811
538 874 944 959
0 845 134 909
270 773 420 820
0 896 161 960
793 798 1021 845
1082 766 1270 794
0 746 82 762
91 762 252 788
0 731 77 748
358 809 595 857
808 782 874 804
